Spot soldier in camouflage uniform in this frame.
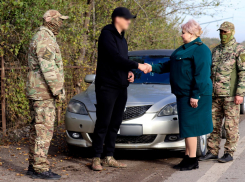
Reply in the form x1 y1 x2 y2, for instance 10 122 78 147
200 22 245 163
26 10 68 179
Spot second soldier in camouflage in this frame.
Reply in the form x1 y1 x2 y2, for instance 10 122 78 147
200 21 245 163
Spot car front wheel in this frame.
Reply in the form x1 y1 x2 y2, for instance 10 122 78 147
196 135 207 157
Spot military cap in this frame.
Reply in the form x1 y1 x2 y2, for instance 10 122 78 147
43 10 69 21
218 21 235 31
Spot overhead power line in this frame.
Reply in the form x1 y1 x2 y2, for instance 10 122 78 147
200 17 233 25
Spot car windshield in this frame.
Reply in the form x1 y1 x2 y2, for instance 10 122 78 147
129 56 170 84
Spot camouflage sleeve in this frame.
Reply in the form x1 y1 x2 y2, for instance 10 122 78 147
36 40 62 96
236 46 245 96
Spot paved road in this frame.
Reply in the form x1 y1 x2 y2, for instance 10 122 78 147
0 117 245 182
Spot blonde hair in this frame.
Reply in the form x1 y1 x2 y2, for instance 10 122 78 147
181 19 203 37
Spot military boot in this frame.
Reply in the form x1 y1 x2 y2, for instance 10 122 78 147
218 153 233 163
92 157 103 171
31 169 61 180
26 165 34 175
102 156 127 168
199 151 218 161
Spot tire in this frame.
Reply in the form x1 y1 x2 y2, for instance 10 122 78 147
240 97 245 114
196 135 207 157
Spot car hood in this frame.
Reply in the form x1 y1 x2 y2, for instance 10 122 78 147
72 84 176 112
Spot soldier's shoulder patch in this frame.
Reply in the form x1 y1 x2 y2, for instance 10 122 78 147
42 49 53 61
240 54 245 63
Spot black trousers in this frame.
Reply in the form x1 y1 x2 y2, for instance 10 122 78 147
92 85 127 157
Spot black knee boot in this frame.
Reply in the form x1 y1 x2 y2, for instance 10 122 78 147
180 157 199 171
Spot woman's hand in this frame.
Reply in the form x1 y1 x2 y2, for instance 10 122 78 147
190 98 198 108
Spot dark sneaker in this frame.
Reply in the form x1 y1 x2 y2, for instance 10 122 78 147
180 157 199 171
26 165 34 175
218 153 233 163
31 169 61 180
199 151 218 161
173 155 189 169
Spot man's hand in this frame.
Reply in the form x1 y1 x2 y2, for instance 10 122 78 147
55 89 66 103
144 63 152 74
138 63 152 74
235 96 243 105
138 63 147 72
128 71 134 83
190 98 198 108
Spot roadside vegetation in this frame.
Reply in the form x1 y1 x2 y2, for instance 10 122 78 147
0 0 232 131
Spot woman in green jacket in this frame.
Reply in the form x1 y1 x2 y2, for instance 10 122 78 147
144 19 213 171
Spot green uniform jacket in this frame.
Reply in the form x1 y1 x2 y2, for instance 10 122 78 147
212 38 245 97
26 26 65 100
152 37 213 99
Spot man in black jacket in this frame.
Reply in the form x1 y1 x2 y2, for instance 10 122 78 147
92 7 147 171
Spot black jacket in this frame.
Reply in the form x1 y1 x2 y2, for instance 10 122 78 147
95 24 138 89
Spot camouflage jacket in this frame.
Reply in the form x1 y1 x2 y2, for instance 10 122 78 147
26 26 64 100
212 38 245 97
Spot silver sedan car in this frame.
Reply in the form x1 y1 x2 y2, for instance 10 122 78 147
65 50 208 156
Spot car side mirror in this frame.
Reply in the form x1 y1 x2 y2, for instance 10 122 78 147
84 74 96 83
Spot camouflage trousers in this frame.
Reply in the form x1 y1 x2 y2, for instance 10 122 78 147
208 97 240 156
28 99 56 173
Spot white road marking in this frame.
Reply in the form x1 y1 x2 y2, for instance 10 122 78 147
197 136 245 182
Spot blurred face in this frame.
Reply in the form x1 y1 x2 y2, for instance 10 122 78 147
44 17 64 35
115 17 131 31
181 29 193 44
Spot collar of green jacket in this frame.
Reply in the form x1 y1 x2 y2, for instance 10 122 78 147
39 26 55 38
183 37 202 49
221 38 236 47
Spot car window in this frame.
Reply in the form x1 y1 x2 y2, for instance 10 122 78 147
129 56 170 84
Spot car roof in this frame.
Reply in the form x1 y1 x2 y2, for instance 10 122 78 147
128 49 175 57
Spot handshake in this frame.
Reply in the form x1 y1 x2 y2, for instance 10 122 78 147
138 63 152 74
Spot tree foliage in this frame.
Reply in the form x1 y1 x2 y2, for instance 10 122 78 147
202 37 220 50
0 0 230 64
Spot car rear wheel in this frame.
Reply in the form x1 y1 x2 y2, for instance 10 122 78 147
196 135 207 157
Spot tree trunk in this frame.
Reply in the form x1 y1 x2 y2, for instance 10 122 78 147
91 0 97 64
78 0 93 63
75 0 93 94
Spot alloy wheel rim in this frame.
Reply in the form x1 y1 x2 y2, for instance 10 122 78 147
200 135 206 152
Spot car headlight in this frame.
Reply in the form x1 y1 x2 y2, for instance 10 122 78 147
67 100 88 115
158 103 178 116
